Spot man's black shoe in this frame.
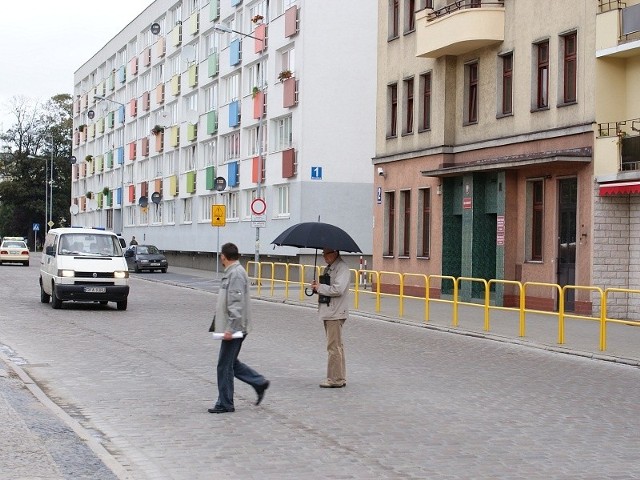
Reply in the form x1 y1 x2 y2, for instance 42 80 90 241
207 405 235 414
255 380 270 406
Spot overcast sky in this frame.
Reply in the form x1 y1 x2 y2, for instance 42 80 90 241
0 0 154 131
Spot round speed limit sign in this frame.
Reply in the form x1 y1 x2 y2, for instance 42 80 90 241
250 198 266 215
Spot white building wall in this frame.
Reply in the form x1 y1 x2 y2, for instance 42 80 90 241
72 0 376 258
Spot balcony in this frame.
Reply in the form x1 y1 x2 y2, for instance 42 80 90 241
596 118 640 177
416 1 505 59
596 2 640 58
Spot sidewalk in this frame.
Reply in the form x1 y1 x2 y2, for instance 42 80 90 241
168 263 640 367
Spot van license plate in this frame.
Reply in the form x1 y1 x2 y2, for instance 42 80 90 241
84 287 106 293
151 263 160 266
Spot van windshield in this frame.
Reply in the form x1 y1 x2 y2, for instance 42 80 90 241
58 234 122 257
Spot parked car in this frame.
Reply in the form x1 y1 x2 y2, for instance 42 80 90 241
0 237 29 266
124 245 168 273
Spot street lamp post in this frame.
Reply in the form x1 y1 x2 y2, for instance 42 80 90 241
94 95 126 234
213 23 265 272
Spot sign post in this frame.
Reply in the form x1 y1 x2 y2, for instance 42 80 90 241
211 204 226 275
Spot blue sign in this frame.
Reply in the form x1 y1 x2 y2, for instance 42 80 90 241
33 223 40 231
311 166 323 180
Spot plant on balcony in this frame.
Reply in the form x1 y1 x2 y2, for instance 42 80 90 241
85 155 93 162
252 86 261 98
78 124 87 132
251 14 264 23
86 191 93 199
278 70 293 82
151 124 165 136
102 187 110 196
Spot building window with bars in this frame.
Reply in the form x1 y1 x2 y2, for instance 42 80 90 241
418 188 430 258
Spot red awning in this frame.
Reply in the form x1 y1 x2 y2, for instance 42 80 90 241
599 181 640 196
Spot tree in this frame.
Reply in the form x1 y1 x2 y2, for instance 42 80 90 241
0 94 73 249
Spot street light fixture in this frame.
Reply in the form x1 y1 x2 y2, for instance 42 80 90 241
94 95 126 234
212 23 261 41
27 135 54 244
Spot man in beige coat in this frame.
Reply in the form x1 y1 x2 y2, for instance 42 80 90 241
311 249 351 388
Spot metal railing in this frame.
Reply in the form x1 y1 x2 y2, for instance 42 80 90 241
427 0 504 21
245 260 640 353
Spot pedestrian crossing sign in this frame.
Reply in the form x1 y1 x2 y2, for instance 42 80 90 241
211 205 226 226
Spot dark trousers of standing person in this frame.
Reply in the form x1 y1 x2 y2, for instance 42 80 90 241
215 337 267 410
324 319 346 385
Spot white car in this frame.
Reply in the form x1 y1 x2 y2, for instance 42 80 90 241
0 237 29 266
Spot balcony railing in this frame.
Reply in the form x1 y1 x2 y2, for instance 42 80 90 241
427 0 504 21
598 118 640 172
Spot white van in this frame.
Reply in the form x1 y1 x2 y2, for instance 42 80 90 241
39 228 130 310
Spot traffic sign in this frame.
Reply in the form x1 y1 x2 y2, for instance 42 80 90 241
33 223 40 231
250 198 266 215
211 204 226 226
48 221 55 228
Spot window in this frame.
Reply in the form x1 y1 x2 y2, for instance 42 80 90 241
204 140 217 167
281 48 295 74
562 32 577 104
418 188 430 258
248 60 267 93
183 145 197 172
384 191 396 256
182 197 192 223
185 93 198 113
388 83 398 137
536 41 549 109
526 179 544 261
222 72 240 103
248 124 267 156
244 189 257 218
403 77 414 134
223 132 241 161
165 199 175 224
153 64 164 86
205 84 218 111
500 52 513 115
205 32 219 55
152 202 163 224
419 72 431 131
390 0 399 39
405 0 416 32
399 190 411 256
277 185 290 216
224 192 239 220
276 0 296 16
275 115 292 150
201 195 215 222
465 62 478 124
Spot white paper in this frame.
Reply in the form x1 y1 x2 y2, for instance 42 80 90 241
212 332 244 340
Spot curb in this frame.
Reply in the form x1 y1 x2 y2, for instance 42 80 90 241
0 349 132 480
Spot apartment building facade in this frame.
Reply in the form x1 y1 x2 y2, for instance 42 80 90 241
593 0 640 317
71 0 376 261
374 0 597 311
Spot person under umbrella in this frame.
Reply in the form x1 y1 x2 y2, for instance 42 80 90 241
310 248 351 388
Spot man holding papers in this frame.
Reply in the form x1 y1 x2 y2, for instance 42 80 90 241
208 242 270 414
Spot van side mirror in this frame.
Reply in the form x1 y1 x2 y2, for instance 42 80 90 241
45 246 55 256
124 250 133 258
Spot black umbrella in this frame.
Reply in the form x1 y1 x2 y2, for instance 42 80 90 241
271 221 362 253
271 221 362 296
